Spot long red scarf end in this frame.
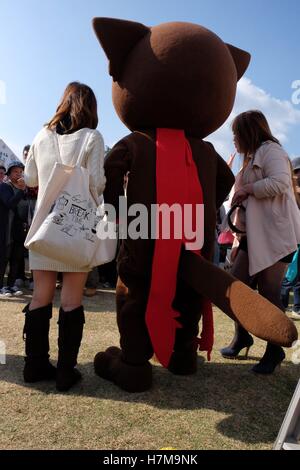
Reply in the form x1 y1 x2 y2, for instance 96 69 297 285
197 300 214 362
145 128 206 368
146 310 182 367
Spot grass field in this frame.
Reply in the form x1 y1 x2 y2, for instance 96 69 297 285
0 288 299 450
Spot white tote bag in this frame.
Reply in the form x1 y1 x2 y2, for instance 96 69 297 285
25 130 117 270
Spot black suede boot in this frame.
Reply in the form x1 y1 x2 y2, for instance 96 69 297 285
251 343 285 374
23 303 56 383
56 306 85 392
220 322 254 359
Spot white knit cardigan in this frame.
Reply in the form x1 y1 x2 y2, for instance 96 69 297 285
24 126 106 272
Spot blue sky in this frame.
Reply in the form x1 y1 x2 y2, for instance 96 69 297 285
1 0 300 161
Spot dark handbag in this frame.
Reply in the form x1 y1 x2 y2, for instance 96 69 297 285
227 204 246 234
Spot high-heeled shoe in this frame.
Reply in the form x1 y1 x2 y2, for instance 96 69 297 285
251 343 285 374
220 323 254 359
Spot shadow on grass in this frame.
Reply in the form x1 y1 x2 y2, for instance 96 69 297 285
2 353 298 445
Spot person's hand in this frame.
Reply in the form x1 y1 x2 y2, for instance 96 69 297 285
243 183 254 195
227 152 236 169
232 189 248 205
15 177 26 191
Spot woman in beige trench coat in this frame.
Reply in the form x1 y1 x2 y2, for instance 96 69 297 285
221 110 300 373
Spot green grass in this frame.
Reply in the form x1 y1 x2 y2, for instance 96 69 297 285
0 289 299 450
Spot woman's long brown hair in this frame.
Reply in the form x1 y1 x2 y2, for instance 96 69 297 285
47 82 98 132
232 110 280 159
233 110 300 205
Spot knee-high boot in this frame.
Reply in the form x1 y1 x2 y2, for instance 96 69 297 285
56 306 85 391
23 303 56 382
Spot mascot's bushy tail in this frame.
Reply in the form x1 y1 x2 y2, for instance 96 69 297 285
180 250 298 347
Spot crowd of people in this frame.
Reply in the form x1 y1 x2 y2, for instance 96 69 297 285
0 82 300 391
0 148 36 297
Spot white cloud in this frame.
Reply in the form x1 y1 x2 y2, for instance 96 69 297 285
209 77 300 167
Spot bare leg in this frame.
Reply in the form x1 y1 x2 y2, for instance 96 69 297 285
60 272 88 311
30 270 57 309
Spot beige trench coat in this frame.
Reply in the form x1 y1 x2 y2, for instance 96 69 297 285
235 141 300 276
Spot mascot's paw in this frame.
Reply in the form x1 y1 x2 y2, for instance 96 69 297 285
94 346 121 380
168 350 198 375
94 346 153 393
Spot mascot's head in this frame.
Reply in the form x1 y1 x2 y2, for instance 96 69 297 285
93 18 250 138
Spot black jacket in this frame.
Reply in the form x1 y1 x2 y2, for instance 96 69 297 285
0 182 26 247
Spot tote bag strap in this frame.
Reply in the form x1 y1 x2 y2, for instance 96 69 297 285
74 130 93 167
52 130 63 164
52 129 92 167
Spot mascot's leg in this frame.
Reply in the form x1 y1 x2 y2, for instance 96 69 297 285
94 277 153 392
168 279 202 375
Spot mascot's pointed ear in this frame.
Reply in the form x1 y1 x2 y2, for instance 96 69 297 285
93 17 150 81
226 43 251 80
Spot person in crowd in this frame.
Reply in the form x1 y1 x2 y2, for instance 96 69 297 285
24 81 106 391
23 145 30 162
220 110 300 373
14 145 39 291
280 157 300 319
0 161 27 297
0 165 6 183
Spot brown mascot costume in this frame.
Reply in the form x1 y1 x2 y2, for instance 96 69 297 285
92 18 298 392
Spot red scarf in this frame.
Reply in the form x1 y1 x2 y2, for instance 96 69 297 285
145 128 214 367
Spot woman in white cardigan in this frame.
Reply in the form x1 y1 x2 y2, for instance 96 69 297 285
221 110 300 373
24 82 106 391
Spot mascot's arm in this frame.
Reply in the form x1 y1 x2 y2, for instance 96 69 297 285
103 139 131 214
179 250 298 347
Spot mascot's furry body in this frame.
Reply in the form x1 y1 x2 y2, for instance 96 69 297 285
92 18 297 392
